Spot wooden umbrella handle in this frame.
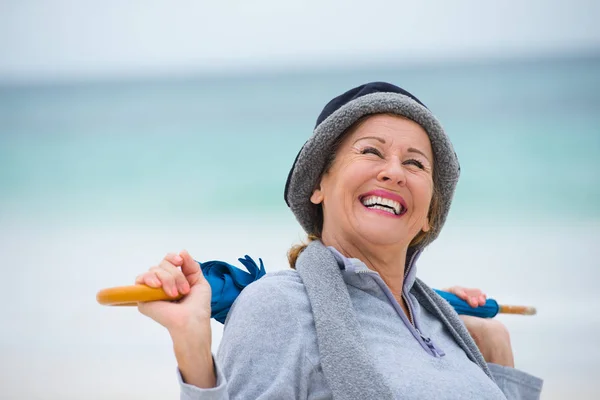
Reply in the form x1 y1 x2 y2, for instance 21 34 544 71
498 304 537 315
96 285 184 306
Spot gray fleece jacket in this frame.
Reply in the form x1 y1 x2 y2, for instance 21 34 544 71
178 244 543 399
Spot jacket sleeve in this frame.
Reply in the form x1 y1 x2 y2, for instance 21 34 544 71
178 360 229 400
177 276 313 399
487 363 543 400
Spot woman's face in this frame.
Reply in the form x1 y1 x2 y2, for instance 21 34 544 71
311 114 434 248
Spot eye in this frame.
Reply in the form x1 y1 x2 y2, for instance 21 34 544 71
404 159 425 170
360 147 383 157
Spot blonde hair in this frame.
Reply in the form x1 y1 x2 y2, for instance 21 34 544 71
287 113 441 269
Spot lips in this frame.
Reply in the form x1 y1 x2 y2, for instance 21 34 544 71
359 189 407 216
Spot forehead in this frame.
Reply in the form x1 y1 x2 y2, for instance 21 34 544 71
350 114 430 143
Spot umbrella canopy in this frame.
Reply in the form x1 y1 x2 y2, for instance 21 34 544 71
434 289 500 318
200 255 266 323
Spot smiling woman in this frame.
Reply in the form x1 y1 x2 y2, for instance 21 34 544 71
136 82 543 399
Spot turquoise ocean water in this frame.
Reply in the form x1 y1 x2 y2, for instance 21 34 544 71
1 56 599 224
1 55 599 399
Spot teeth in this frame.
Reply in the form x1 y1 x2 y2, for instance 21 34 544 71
361 195 403 215
372 205 395 215
382 198 393 209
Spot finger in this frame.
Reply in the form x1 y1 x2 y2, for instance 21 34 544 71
158 259 190 295
163 252 184 267
135 273 144 285
180 250 202 284
478 295 487 306
463 288 483 297
150 266 179 297
463 289 486 306
446 286 467 300
136 271 161 288
468 297 480 308
144 273 162 288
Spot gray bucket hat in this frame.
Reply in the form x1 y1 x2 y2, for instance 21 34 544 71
284 82 460 249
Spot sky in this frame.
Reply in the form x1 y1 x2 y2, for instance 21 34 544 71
1 0 599 82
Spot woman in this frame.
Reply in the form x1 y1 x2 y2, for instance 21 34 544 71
136 82 543 399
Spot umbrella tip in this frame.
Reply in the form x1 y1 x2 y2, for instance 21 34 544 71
523 306 537 315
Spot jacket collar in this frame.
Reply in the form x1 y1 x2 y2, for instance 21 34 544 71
327 246 422 292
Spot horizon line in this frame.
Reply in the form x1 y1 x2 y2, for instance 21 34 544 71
1 47 599 88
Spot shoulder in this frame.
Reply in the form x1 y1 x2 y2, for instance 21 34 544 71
221 269 316 358
237 270 305 300
226 270 310 324
216 270 319 397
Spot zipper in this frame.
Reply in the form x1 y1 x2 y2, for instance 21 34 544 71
403 251 445 357
355 266 444 357
400 250 418 326
402 293 414 325
416 327 445 357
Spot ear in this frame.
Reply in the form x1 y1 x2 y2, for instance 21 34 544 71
422 217 431 233
310 187 324 205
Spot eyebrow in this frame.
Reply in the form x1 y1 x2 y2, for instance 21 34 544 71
354 136 431 163
353 136 386 145
407 147 431 163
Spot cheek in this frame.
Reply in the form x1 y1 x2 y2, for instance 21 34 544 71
412 178 434 216
346 161 378 186
323 159 378 210
333 164 368 194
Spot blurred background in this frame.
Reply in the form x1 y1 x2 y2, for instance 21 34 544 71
1 1 599 398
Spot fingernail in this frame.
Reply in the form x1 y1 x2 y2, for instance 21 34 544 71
174 255 183 263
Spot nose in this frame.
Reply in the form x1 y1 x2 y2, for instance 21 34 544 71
377 156 406 186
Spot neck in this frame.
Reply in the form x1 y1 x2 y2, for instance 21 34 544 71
321 232 408 298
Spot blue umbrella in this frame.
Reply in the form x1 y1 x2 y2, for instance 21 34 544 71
199 257 534 323
433 289 499 318
199 255 266 323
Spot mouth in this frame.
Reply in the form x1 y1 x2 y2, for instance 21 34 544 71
359 190 407 217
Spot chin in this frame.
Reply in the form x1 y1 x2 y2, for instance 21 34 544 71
355 224 409 247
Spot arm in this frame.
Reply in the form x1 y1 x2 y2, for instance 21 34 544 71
458 314 543 399
136 253 314 399
445 287 543 399
136 251 218 391
177 357 229 400
180 274 313 399
461 316 543 399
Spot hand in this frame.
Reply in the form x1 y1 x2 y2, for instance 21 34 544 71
444 285 487 308
136 250 212 332
136 250 216 388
